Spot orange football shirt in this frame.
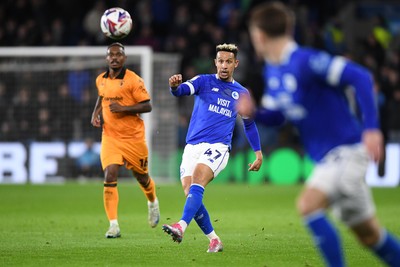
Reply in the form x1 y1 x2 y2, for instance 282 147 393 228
96 68 150 140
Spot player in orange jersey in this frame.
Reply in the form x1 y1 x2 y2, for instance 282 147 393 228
91 42 159 238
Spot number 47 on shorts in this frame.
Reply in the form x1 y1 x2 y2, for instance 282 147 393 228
204 148 221 163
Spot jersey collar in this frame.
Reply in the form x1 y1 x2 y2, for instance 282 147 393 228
215 74 235 84
266 41 298 65
103 67 127 79
280 41 298 64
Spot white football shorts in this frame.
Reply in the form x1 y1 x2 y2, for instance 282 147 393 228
179 143 230 179
306 143 376 226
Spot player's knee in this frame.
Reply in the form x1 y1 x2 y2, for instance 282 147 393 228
297 188 328 217
356 230 380 247
134 172 149 185
104 168 118 183
296 196 326 217
296 197 310 216
352 219 381 247
104 172 117 183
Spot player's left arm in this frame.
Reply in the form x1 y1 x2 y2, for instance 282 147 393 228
342 62 383 163
242 117 263 171
329 57 383 162
339 60 378 129
362 129 383 163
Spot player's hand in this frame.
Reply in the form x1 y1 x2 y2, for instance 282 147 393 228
91 114 101 127
169 74 183 88
237 93 255 118
109 101 125 113
362 129 384 163
248 150 263 171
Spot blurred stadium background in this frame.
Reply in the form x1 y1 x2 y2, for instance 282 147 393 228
0 0 400 186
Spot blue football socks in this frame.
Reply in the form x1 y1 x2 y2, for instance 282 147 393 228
181 184 205 225
194 203 213 235
304 210 344 267
372 229 400 266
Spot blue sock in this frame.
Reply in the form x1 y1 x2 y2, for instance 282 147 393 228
194 203 213 235
372 229 400 266
181 184 204 225
304 211 344 267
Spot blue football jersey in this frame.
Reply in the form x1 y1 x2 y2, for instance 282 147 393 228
172 74 250 148
261 42 379 161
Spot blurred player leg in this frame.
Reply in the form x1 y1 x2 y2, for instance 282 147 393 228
371 229 400 266
304 210 344 266
351 217 400 265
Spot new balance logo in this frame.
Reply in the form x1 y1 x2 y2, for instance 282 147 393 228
212 87 219 92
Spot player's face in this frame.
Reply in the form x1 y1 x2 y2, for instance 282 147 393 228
106 46 126 70
215 51 238 82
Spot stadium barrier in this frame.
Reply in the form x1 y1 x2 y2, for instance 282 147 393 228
0 142 399 187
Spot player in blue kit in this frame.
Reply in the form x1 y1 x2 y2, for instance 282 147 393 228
162 43 263 252
240 2 400 266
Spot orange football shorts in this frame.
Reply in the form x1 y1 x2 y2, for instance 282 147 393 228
100 135 149 174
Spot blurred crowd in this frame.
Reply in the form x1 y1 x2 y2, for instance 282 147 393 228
0 0 400 154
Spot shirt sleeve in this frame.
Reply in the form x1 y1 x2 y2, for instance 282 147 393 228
307 52 379 129
170 75 201 97
255 107 286 126
242 118 261 151
339 62 379 129
133 76 151 103
95 74 102 96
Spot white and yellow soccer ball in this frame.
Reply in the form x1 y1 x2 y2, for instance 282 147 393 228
100 7 133 40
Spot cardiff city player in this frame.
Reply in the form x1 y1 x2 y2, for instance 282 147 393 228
239 2 400 266
162 43 263 252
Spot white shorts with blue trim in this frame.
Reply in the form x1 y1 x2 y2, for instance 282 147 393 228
306 143 376 226
180 143 230 179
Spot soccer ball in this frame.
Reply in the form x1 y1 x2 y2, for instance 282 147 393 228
100 7 133 40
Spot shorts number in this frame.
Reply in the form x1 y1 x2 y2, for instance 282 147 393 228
204 148 222 163
139 157 148 169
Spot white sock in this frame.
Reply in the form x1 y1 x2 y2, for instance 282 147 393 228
178 220 188 232
110 219 118 227
206 230 219 240
148 198 158 207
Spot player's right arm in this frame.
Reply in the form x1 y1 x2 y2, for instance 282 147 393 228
169 74 200 97
91 96 103 128
169 74 182 88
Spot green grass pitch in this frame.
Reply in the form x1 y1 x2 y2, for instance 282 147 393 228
0 182 399 266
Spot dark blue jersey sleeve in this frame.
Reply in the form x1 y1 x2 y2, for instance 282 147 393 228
170 75 202 97
242 118 261 151
255 108 286 126
306 52 379 129
339 62 379 129
170 83 192 97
